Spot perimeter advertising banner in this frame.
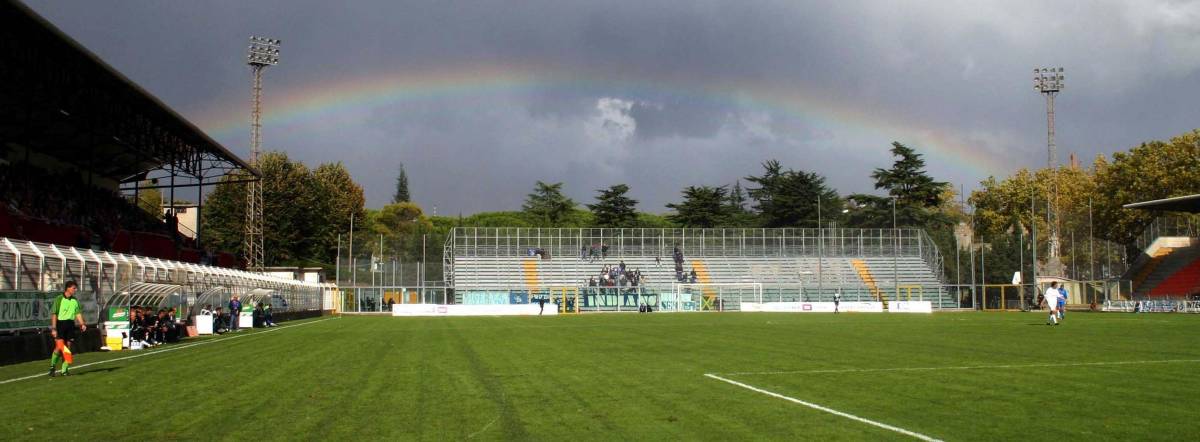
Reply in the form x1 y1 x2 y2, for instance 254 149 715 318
741 301 885 313
0 291 59 331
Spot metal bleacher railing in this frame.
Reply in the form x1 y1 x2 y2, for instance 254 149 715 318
0 236 331 330
444 227 950 309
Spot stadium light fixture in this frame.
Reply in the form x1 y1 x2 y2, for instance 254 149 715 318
244 35 281 271
1033 65 1065 270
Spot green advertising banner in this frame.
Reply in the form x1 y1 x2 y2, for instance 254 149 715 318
0 291 61 331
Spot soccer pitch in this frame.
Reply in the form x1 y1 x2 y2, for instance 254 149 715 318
3 313 1199 440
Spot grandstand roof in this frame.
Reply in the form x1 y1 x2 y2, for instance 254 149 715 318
0 0 257 184
1123 194 1200 213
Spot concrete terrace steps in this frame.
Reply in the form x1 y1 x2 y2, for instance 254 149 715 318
452 254 948 307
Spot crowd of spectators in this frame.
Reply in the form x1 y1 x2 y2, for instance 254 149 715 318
587 260 646 289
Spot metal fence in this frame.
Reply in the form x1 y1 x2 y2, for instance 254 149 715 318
943 279 1132 311
0 236 331 329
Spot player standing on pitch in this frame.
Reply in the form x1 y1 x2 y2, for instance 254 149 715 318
1042 282 1061 326
48 280 86 377
1057 285 1067 321
833 291 841 314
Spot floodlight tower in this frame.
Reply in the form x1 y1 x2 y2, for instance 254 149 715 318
244 36 281 271
1034 67 1064 274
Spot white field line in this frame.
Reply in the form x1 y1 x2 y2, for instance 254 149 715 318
704 373 942 442
720 358 1200 376
0 317 336 385
466 415 499 439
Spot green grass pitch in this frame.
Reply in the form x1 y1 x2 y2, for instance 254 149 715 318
3 312 1199 440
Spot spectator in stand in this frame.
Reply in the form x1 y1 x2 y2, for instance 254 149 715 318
619 260 627 273
689 268 698 284
580 246 587 260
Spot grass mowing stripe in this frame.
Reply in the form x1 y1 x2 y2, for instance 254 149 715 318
704 373 944 442
721 358 1200 375
0 316 336 385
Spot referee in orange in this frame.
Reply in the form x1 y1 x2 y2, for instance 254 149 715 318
49 281 86 377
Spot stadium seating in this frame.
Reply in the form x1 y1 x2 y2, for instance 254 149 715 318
1135 243 1200 297
448 228 950 309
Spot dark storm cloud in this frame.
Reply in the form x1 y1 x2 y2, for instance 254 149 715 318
20 0 1200 213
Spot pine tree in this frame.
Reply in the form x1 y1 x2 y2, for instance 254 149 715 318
666 186 729 228
392 163 411 203
587 184 639 228
847 142 948 228
522 181 575 226
744 160 841 227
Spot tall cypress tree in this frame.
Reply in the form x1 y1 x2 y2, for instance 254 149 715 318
392 163 411 203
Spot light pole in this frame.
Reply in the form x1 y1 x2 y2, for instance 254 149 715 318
817 195 823 299
244 36 281 272
1034 66 1064 276
892 197 898 302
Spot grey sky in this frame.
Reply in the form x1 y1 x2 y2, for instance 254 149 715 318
22 0 1200 214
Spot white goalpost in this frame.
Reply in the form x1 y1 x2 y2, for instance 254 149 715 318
666 282 764 312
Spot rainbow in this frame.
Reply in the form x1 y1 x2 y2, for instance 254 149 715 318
192 61 1007 176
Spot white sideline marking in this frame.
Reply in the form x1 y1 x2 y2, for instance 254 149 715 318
466 415 499 439
0 317 336 385
704 373 942 441
721 358 1200 376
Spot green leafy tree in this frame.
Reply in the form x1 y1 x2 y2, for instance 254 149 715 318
199 173 247 256
587 184 639 228
666 186 729 228
744 160 841 227
200 153 367 269
392 162 411 203
258 151 322 265
313 162 367 264
522 181 576 226
1094 131 1200 248
135 183 164 217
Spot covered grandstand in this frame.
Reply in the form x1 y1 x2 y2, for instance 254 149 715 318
0 1 333 363
444 227 951 310
0 0 255 266
1121 196 1200 300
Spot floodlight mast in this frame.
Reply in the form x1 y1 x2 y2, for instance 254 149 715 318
1033 67 1065 273
244 36 281 271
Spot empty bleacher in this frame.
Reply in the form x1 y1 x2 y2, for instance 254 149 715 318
1141 243 1200 297
446 227 951 309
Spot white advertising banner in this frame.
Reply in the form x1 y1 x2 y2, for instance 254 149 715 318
194 314 214 334
392 303 559 317
741 302 884 313
889 301 933 313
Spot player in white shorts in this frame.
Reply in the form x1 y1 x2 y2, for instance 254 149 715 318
1043 282 1061 325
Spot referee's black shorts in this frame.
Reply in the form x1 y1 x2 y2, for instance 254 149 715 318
55 321 78 341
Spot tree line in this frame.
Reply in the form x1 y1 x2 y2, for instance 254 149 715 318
199 129 1200 284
